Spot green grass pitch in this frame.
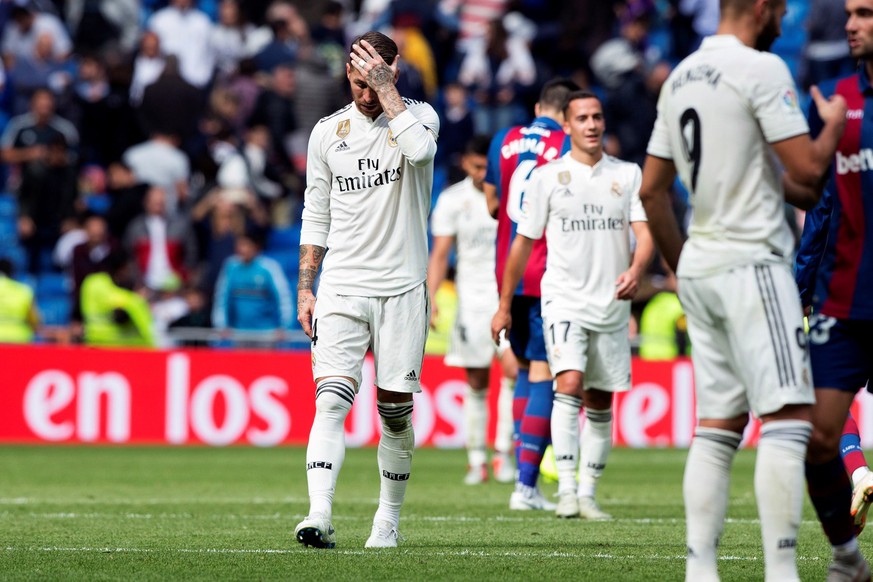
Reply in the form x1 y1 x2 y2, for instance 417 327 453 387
0 446 860 580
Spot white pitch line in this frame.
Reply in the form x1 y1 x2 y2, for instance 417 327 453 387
0 546 825 561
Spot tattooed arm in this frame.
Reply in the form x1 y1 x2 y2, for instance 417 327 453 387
297 244 325 338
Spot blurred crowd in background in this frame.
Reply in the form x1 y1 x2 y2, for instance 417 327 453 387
0 0 845 354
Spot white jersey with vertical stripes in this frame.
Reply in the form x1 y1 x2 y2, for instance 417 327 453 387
516 153 647 332
301 99 440 296
430 177 498 308
646 35 809 278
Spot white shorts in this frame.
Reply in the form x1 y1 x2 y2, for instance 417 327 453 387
445 305 504 369
542 314 632 392
311 283 430 393
679 262 814 419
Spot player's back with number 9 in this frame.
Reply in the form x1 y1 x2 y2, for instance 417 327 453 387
646 36 806 279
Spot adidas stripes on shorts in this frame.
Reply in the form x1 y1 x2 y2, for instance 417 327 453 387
678 262 814 419
310 282 430 393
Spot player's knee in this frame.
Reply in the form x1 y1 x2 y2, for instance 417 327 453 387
807 425 842 461
315 378 356 416
378 400 413 433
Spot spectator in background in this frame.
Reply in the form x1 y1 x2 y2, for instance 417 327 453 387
212 228 292 345
191 187 268 299
80 249 155 348
292 45 346 137
253 1 308 72
129 30 165 106
137 55 204 143
217 124 283 203
638 262 687 360
122 129 190 216
459 15 537 135
801 0 857 90
211 0 259 78
69 53 114 166
123 186 198 292
0 258 39 343
249 62 297 188
590 3 664 166
105 161 148 239
9 30 74 116
676 0 719 51
218 57 262 133
148 0 216 89
69 212 118 327
435 82 475 182
65 0 140 55
1 3 71 67
10 128 78 274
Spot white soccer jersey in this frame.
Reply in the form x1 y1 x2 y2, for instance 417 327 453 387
430 177 498 306
301 99 440 296
517 153 646 332
647 35 808 278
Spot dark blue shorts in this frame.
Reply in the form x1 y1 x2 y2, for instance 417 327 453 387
808 315 873 392
509 295 548 363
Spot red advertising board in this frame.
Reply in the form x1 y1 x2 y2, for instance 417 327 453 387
2 345 872 447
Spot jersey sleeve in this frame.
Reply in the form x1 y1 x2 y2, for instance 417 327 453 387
300 123 332 248
389 102 440 168
794 187 832 307
515 168 548 240
627 164 647 222
430 189 458 237
750 54 810 143
646 85 674 160
485 128 509 190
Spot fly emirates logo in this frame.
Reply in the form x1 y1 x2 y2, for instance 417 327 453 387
836 149 873 175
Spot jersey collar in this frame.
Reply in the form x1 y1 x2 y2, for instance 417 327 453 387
531 116 564 131
699 35 744 51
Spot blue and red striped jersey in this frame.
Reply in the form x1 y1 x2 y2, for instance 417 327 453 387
485 117 570 297
802 73 873 320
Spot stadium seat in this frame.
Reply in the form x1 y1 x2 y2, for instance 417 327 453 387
0 193 16 217
266 226 300 251
38 296 72 326
36 272 71 298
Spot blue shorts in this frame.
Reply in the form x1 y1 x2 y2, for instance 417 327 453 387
509 295 548 363
808 315 873 392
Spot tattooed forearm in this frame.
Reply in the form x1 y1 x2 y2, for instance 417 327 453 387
298 244 325 291
370 64 407 120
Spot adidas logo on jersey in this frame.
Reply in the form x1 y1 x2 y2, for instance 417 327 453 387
335 141 350 152
404 370 418 381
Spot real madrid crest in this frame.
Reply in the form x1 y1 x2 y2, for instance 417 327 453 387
611 181 622 198
336 119 350 139
387 129 398 147
558 171 571 185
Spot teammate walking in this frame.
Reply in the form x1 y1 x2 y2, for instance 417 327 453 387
428 135 518 485
639 0 851 579
484 78 579 510
294 31 439 550
492 91 653 520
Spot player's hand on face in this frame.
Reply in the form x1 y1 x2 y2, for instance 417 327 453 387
350 39 398 88
491 309 511 344
614 269 640 300
297 289 317 338
810 85 848 129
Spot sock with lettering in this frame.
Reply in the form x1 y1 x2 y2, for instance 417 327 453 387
578 408 613 499
374 400 414 528
306 378 355 520
551 393 582 495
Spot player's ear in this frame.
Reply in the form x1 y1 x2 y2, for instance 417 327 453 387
392 55 400 82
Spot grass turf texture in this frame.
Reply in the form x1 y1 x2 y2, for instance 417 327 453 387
0 446 856 580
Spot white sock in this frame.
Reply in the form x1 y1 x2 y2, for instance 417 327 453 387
551 393 582 495
853 467 871 488
306 378 355 520
684 427 741 582
495 376 515 455
578 408 612 499
756 420 811 582
374 400 414 528
464 386 488 467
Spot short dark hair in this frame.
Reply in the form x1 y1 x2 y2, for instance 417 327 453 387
562 90 601 116
464 135 491 157
538 78 581 112
0 258 13 277
348 31 398 65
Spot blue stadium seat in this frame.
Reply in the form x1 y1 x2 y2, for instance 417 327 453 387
38 296 71 326
266 226 300 251
0 193 15 217
36 272 71 298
